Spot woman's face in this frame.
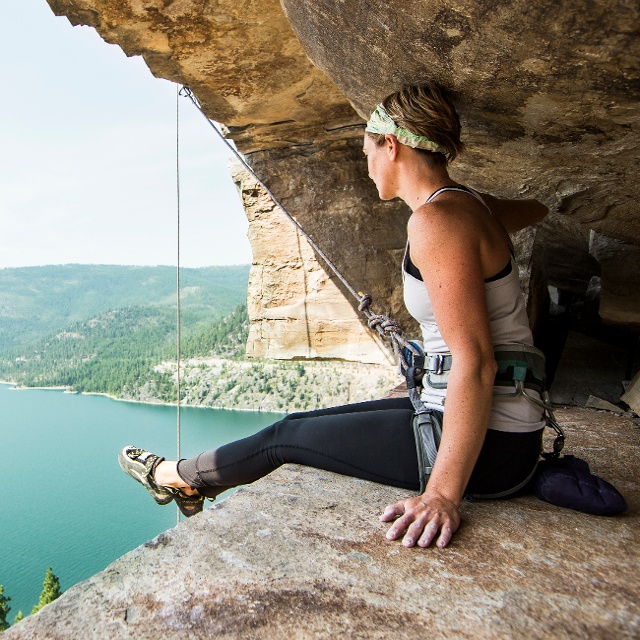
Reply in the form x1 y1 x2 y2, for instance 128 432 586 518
363 134 394 200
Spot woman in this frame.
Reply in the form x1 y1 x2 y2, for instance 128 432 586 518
120 82 548 548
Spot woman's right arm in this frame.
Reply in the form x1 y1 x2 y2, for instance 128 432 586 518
479 193 548 234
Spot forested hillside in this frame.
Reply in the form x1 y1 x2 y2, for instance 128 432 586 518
0 264 399 411
0 264 250 392
0 304 250 394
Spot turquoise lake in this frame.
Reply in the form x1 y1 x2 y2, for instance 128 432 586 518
0 383 284 619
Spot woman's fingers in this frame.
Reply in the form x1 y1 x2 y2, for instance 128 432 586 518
382 498 430 542
385 513 413 540
435 522 455 548
416 518 441 548
379 501 406 522
380 495 460 548
402 518 431 547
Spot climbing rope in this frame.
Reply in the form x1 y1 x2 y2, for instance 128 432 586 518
177 86 423 392
175 84 183 524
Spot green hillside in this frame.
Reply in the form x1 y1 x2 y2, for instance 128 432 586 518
0 304 249 394
0 264 250 349
0 264 250 393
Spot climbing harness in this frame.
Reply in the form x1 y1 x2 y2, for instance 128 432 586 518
177 86 565 492
493 344 565 459
410 341 565 492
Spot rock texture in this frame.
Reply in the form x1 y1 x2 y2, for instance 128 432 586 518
6 407 639 639
281 0 640 247
46 0 640 367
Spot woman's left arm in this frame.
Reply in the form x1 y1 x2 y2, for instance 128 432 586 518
381 202 498 548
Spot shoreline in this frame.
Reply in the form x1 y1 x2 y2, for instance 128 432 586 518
1 380 67 391
0 381 282 414
1 358 400 414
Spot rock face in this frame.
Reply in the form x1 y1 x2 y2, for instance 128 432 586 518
233 152 412 364
281 0 640 246
5 407 639 639
44 0 639 372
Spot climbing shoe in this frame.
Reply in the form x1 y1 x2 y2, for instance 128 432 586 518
118 446 175 506
168 488 205 518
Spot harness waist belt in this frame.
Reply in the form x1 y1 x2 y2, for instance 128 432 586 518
423 344 546 392
424 353 453 375
493 344 546 393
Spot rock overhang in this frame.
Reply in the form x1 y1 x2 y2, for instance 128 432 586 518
42 0 640 358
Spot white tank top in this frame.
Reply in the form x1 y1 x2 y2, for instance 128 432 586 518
402 187 545 433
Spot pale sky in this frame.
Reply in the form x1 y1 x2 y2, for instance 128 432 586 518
0 0 252 268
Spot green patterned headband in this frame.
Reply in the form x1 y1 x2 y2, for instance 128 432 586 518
365 103 446 154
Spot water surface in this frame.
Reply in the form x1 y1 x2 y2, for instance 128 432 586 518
0 383 283 617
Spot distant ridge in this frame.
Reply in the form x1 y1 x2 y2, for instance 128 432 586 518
0 264 250 349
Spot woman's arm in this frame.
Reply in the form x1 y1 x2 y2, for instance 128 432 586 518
479 193 548 234
381 200 498 548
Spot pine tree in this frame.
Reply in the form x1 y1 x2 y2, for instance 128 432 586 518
0 585 11 632
13 611 23 625
30 568 62 615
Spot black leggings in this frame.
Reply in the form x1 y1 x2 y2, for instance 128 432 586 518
177 397 542 499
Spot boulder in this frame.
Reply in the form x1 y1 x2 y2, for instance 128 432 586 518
590 232 640 332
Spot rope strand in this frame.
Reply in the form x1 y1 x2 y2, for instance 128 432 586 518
175 84 182 524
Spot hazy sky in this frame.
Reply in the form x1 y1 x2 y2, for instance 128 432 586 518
0 0 251 268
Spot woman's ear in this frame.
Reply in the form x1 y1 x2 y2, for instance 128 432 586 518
385 134 400 160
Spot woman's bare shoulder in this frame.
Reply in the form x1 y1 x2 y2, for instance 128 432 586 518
407 201 485 289
408 196 484 248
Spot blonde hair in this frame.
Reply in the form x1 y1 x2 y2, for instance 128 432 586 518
370 83 464 165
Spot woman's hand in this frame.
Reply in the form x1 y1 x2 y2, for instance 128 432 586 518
380 491 461 548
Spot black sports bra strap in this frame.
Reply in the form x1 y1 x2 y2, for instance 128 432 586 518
426 185 476 203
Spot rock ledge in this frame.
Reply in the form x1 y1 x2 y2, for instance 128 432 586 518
6 408 639 639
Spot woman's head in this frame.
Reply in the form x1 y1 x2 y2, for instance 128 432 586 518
365 83 464 166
